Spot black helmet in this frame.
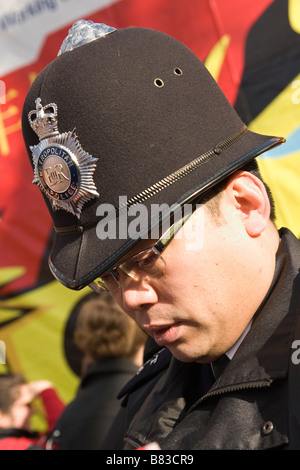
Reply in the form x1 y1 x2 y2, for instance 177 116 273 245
22 20 284 290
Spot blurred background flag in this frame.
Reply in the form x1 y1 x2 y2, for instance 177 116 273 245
0 0 299 406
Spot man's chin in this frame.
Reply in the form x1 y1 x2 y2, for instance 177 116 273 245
166 345 199 363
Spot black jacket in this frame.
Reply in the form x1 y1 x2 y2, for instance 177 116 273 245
48 357 138 450
107 229 300 450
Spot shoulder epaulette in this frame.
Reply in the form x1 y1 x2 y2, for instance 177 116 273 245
118 347 172 399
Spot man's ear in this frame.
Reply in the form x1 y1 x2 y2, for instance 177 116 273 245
226 171 271 237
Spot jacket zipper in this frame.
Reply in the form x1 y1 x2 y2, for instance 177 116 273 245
187 379 272 415
124 379 273 449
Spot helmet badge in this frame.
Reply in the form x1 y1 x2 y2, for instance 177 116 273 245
28 98 99 218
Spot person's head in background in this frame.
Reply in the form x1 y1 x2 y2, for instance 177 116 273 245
74 292 147 371
0 374 33 430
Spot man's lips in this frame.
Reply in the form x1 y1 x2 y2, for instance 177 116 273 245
143 323 182 347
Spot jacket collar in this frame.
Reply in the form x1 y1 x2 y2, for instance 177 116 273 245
211 228 300 391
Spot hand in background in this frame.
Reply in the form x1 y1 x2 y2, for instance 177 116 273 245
28 380 53 400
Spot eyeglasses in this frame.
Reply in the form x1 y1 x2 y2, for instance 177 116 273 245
89 209 194 294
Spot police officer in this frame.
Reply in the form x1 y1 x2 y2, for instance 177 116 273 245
22 20 300 450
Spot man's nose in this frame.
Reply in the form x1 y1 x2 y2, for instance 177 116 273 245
119 274 159 311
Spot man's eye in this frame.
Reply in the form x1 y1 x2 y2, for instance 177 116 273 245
135 251 157 267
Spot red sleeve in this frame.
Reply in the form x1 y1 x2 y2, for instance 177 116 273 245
0 437 34 450
39 388 65 431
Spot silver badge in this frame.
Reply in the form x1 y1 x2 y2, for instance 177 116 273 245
28 98 99 218
58 20 116 56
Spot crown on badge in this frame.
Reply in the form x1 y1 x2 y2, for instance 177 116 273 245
28 98 59 140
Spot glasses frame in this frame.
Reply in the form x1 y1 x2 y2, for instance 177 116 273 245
89 201 200 294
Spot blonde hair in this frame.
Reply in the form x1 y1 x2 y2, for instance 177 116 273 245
74 293 146 361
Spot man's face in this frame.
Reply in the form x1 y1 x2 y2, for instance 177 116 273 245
110 177 276 363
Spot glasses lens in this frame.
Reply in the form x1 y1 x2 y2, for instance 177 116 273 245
120 248 165 280
89 248 166 294
89 271 120 294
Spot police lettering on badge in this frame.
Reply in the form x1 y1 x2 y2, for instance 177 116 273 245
28 98 99 218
